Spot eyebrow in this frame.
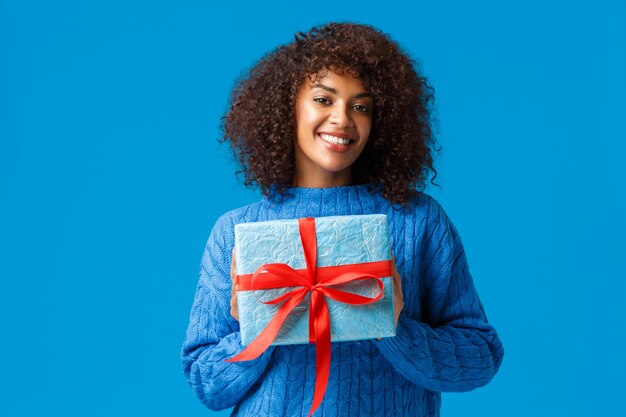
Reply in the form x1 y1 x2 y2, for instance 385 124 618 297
312 83 372 99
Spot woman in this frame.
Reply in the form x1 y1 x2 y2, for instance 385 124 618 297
181 22 504 417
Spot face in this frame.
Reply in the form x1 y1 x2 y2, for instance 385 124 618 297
293 68 373 187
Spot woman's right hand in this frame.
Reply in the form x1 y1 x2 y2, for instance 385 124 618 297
230 247 239 321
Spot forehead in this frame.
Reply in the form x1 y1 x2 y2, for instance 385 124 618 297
300 67 368 94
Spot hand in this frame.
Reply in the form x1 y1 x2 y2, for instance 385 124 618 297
390 252 404 328
230 247 239 321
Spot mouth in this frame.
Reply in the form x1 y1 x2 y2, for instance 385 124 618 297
317 132 355 152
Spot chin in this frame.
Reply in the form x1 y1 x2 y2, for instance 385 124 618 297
321 164 353 176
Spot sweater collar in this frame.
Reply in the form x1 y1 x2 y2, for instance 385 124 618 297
264 182 375 200
260 182 382 213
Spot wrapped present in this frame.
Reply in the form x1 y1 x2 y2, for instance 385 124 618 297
226 214 395 416
233 214 395 345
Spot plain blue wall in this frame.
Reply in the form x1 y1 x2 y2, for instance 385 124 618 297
2 1 625 416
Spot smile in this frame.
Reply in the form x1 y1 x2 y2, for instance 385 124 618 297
318 133 353 145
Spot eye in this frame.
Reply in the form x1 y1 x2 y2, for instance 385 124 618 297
313 97 332 105
353 104 371 113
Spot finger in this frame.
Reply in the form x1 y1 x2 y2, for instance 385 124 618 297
232 292 239 317
390 256 400 281
390 260 402 295
231 298 238 321
393 276 401 300
230 247 238 295
230 281 239 320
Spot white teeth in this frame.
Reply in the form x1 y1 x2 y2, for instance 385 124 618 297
319 133 351 145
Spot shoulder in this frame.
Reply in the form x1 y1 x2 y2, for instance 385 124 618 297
209 199 269 239
387 192 462 254
388 191 451 227
419 193 454 230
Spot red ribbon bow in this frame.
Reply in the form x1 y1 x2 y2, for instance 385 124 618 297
226 217 391 416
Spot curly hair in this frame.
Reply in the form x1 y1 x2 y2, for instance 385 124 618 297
220 22 439 207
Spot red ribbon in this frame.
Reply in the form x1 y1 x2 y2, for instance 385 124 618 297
226 217 391 416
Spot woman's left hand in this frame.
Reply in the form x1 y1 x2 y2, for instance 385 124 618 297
390 252 404 328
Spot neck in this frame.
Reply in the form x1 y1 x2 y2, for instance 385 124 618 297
292 170 354 188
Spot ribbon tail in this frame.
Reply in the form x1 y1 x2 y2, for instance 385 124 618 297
308 291 331 417
226 289 307 362
320 278 384 304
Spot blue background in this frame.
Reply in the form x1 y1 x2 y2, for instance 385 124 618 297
1 1 624 416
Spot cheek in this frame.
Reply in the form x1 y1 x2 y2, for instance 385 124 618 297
358 118 373 140
298 103 326 127
296 108 320 144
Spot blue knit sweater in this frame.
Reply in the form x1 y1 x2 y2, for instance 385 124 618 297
181 184 504 416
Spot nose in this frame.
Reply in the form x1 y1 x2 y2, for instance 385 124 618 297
329 105 354 128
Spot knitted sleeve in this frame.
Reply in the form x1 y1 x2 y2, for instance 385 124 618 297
374 199 504 392
180 213 275 410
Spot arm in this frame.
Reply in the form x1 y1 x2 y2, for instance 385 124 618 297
180 213 275 410
375 201 504 392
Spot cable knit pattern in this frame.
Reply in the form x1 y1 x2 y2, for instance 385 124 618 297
181 184 504 416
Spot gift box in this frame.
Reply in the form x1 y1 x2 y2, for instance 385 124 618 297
234 214 395 346
228 214 395 416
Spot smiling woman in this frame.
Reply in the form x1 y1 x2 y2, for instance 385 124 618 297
294 68 373 188
181 22 504 417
